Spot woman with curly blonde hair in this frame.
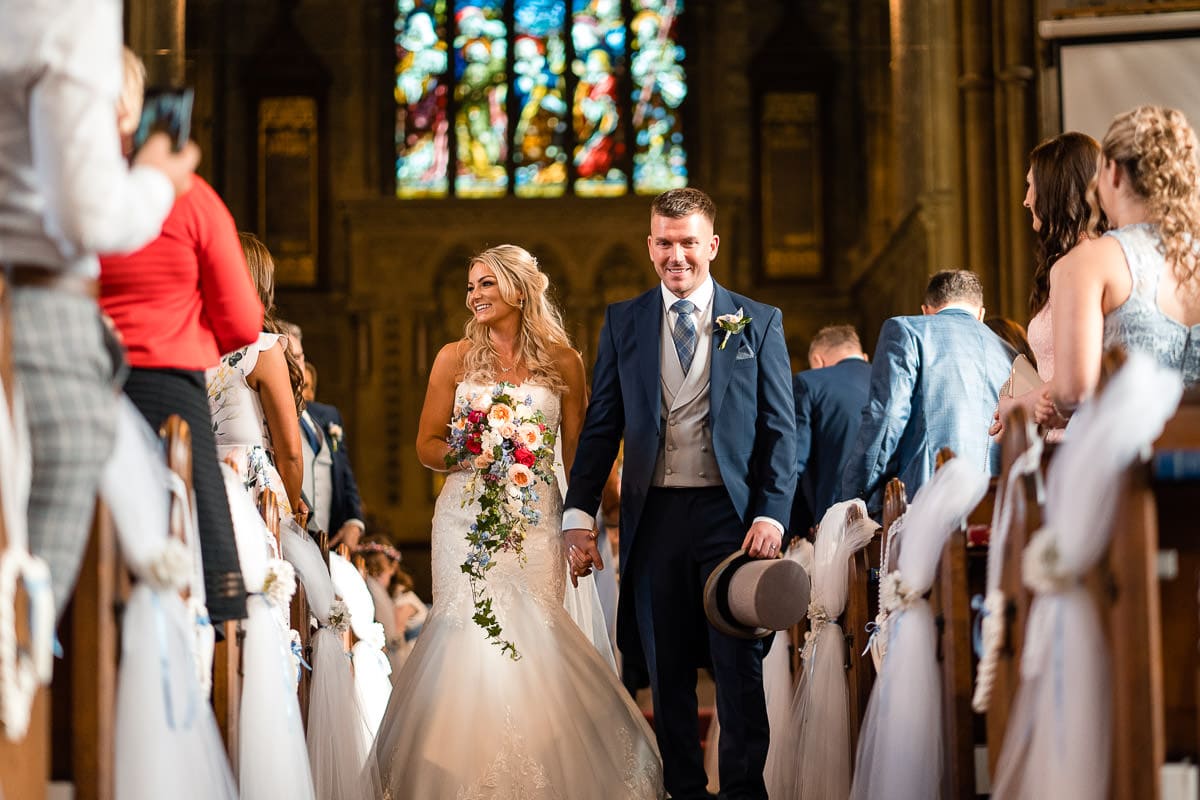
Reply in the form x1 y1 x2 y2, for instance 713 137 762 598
381 244 663 798
1037 105 1200 429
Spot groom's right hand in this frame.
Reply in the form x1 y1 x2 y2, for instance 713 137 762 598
564 528 604 588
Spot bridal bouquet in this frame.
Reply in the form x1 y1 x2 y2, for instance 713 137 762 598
445 383 557 659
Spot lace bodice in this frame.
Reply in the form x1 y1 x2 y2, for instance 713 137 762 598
431 382 565 620
1104 224 1200 387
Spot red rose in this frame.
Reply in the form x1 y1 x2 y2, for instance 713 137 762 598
514 447 536 467
466 436 482 455
468 410 485 425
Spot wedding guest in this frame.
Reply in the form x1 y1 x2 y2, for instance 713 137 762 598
284 325 365 550
791 324 870 538
1038 106 1200 429
207 234 308 526
388 566 428 670
358 536 405 677
101 48 262 624
842 270 1012 513
991 132 1100 439
1 1 199 616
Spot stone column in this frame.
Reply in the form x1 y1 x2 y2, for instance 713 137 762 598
994 0 1038 320
959 0 999 298
126 0 186 86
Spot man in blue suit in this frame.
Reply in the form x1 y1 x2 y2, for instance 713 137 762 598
791 325 871 538
841 270 1013 513
564 188 796 800
286 325 366 550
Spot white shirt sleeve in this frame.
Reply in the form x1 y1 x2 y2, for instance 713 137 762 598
562 507 596 532
30 71 174 260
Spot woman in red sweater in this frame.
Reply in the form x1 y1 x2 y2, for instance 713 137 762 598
100 53 262 623
100 170 263 624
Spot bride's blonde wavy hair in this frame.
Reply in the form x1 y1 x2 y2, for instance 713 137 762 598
461 245 572 393
1091 105 1200 292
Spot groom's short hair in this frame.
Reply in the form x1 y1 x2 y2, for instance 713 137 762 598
651 188 716 226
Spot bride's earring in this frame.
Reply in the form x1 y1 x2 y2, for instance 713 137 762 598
518 298 525 309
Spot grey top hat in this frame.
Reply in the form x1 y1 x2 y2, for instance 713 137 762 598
703 549 811 640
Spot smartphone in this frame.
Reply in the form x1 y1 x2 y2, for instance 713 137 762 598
131 87 194 154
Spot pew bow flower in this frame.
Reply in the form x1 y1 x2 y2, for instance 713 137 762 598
445 383 557 660
715 308 751 350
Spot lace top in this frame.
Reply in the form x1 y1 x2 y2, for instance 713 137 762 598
1104 224 1200 387
431 381 565 619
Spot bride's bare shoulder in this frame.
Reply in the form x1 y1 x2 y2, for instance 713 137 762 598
431 339 471 382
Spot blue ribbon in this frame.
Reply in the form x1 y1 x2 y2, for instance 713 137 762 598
150 592 198 731
970 593 987 659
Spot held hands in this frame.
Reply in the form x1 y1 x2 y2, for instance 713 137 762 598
742 519 782 559
564 527 604 588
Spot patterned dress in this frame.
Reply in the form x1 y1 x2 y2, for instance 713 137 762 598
206 332 293 529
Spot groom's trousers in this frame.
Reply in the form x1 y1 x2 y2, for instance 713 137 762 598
631 486 769 800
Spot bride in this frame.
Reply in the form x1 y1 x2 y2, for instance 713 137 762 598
373 245 664 799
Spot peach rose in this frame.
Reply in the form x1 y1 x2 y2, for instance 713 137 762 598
487 403 515 428
469 392 493 412
506 463 533 488
495 421 517 441
473 451 495 469
515 423 541 448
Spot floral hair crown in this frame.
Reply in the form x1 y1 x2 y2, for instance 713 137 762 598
355 542 402 562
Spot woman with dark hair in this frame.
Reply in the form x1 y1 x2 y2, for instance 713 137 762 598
991 131 1101 439
1037 105 1200 428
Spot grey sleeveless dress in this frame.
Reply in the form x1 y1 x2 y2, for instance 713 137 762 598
1103 223 1200 387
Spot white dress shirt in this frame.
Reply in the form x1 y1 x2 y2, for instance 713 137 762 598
0 0 174 276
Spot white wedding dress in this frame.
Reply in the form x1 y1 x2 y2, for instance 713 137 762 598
372 382 663 799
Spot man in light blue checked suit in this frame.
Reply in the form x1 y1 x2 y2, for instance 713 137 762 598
841 270 1014 514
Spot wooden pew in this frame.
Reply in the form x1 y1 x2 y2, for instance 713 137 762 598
51 503 120 800
843 502 880 755
983 406 1044 777
1103 392 1200 799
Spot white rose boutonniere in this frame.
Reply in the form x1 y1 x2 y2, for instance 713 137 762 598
326 422 343 452
715 308 752 350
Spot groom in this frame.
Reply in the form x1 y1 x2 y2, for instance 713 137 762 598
564 188 796 799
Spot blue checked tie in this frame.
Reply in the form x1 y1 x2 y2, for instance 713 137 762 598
671 299 697 374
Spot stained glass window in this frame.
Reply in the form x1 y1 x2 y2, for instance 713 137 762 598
394 0 687 198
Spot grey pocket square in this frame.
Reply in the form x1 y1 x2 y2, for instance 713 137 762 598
735 345 756 360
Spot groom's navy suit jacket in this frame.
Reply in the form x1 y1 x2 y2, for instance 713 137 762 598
565 281 796 659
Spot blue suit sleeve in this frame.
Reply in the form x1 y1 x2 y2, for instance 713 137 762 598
751 307 797 525
841 318 918 501
793 373 813 478
332 407 364 522
563 305 625 519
